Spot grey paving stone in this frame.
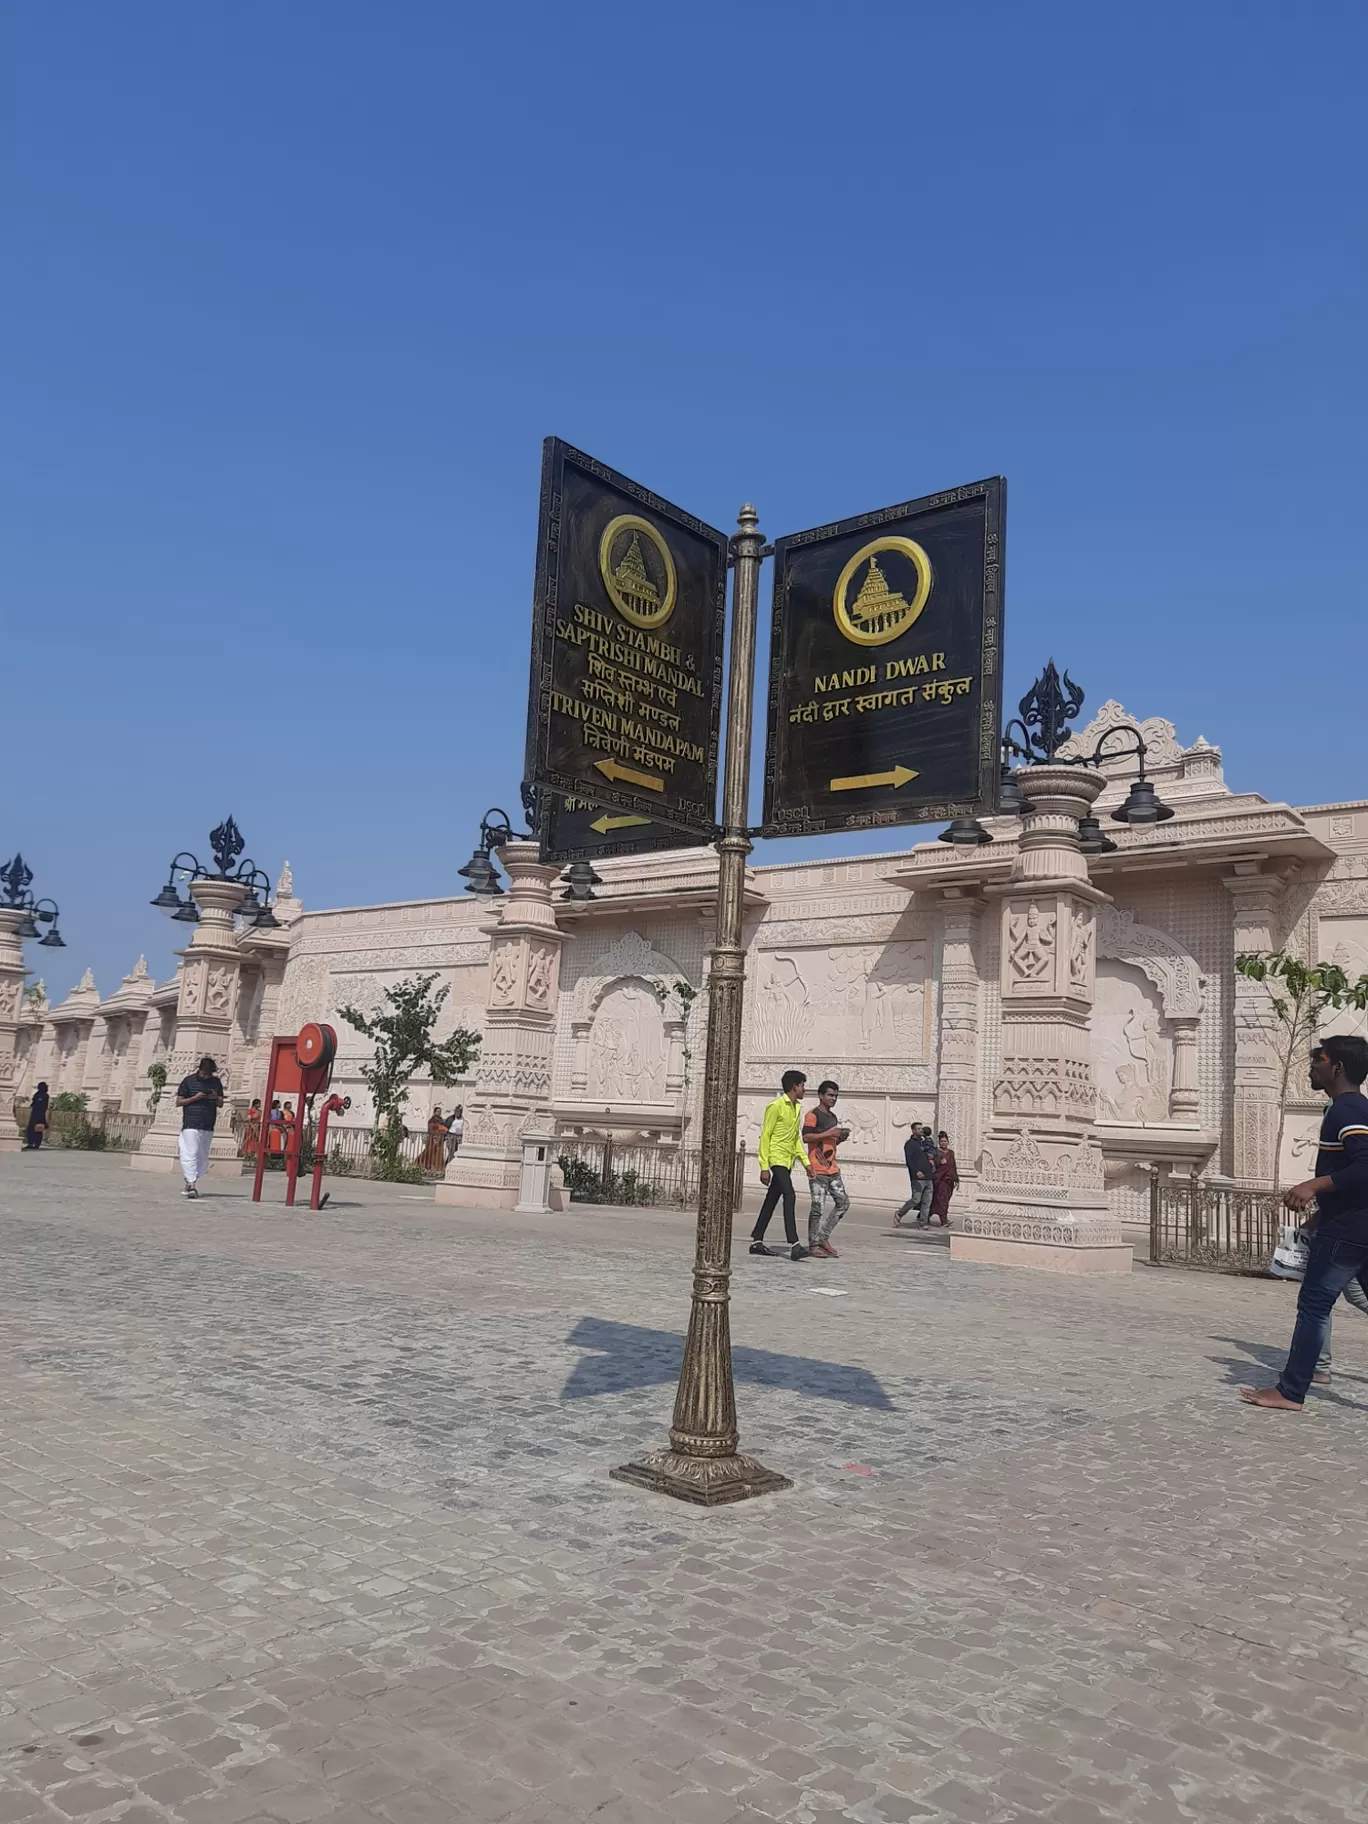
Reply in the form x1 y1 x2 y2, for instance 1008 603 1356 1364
3 1154 1368 1824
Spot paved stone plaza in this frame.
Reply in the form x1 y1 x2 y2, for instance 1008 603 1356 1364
2 1155 1367 1824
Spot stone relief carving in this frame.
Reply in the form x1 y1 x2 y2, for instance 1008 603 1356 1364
587 980 667 1102
0 979 20 1020
206 966 234 1018
1096 905 1203 1018
1094 962 1171 1123
569 930 691 1022
489 944 519 1006
1057 701 1184 770
995 1055 1094 1119
526 946 555 1008
1313 915 1368 1042
181 966 204 1014
983 1128 1104 1191
747 942 927 1060
1007 905 1055 987
758 913 927 950
1069 912 1093 992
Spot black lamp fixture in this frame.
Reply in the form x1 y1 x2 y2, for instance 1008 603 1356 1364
1076 814 1119 856
149 817 280 929
560 859 602 901
942 664 1172 851
458 807 531 898
937 817 993 847
1 854 66 949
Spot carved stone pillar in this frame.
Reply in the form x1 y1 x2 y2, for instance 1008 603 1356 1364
1224 866 1281 1184
1169 1017 1200 1123
436 841 567 1210
935 889 984 1191
131 878 247 1175
80 1015 112 1110
0 910 26 1150
953 766 1131 1273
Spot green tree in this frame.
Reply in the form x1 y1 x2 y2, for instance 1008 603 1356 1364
1233 951 1368 1191
337 974 481 1178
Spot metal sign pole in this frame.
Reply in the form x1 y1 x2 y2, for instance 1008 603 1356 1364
612 505 791 1506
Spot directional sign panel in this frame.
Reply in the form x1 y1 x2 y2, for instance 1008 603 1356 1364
762 478 1004 837
526 439 728 839
535 791 701 865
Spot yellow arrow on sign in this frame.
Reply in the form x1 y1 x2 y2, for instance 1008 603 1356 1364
590 813 652 834
595 758 665 793
829 764 919 793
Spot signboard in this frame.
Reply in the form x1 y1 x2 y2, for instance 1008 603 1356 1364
762 477 1004 837
526 439 728 839
534 790 701 865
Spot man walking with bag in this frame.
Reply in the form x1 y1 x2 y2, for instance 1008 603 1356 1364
1240 1034 1368 1410
895 1122 938 1227
176 1054 225 1199
804 1080 851 1258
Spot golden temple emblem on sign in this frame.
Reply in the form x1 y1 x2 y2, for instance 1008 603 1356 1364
599 514 678 630
833 536 933 647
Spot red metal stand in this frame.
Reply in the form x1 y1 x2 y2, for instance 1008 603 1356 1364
310 1094 351 1210
251 1024 339 1207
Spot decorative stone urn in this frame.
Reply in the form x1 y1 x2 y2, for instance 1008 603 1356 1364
951 766 1132 1274
130 877 248 1176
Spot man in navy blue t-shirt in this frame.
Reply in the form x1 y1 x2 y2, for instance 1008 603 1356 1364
1241 1033 1368 1410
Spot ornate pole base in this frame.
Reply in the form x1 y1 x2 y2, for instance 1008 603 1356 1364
610 1450 791 1507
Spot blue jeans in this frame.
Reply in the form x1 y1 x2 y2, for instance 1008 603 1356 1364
1279 1232 1368 1404
1317 1268 1368 1372
897 1177 934 1224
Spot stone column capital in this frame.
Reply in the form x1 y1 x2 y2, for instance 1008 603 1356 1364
184 877 248 956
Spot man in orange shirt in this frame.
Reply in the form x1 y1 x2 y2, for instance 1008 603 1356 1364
804 1080 851 1258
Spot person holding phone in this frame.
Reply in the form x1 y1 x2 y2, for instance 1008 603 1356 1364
175 1055 224 1199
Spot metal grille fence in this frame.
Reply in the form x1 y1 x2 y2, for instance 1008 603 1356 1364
1149 1170 1282 1274
231 1113 447 1182
21 1106 156 1152
555 1135 746 1211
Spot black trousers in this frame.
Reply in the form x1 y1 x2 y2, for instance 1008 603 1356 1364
752 1166 798 1244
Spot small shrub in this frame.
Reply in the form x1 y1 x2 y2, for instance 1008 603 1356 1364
558 1155 603 1202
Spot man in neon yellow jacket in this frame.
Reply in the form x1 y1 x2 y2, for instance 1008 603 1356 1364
750 1069 810 1260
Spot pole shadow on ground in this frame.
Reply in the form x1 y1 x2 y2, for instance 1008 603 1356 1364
562 1315 894 1409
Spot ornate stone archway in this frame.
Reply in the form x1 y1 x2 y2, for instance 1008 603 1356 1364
1095 905 1204 1123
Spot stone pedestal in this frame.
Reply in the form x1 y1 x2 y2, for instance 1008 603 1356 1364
0 909 26 1151
952 767 1132 1274
130 878 248 1176
436 842 568 1212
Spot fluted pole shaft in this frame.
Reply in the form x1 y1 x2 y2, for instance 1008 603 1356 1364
611 506 790 1504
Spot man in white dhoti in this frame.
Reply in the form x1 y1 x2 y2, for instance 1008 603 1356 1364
176 1055 224 1198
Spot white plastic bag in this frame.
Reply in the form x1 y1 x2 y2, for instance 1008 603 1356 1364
1270 1223 1309 1280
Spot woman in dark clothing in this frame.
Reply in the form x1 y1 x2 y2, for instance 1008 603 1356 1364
930 1129 959 1225
25 1082 50 1150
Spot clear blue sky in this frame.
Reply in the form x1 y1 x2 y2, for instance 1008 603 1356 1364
6 1 1365 1002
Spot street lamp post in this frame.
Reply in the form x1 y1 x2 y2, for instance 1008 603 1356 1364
611 506 792 1505
0 853 66 1151
131 818 278 1176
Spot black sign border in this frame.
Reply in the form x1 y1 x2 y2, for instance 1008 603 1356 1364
525 438 729 840
532 786 704 865
761 476 1005 838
